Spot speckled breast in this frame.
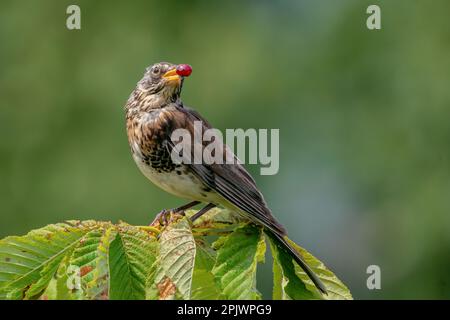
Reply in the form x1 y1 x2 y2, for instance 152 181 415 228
127 109 181 173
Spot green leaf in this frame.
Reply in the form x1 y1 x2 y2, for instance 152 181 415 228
0 209 352 300
24 252 66 299
287 239 353 300
39 252 81 300
212 224 264 300
108 223 157 300
191 239 222 299
0 221 94 299
146 217 196 300
268 237 318 300
68 227 117 299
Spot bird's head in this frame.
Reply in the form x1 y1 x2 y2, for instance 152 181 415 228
134 62 193 109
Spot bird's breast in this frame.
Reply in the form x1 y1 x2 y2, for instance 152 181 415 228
127 109 178 173
126 108 219 203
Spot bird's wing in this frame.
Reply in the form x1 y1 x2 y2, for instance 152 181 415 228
165 104 286 235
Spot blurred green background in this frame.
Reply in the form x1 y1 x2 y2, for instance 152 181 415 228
1 0 449 299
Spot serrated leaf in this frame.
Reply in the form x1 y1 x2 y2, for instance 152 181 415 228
67 227 117 299
268 237 318 300
39 252 81 300
146 217 196 300
25 252 66 299
287 239 353 300
109 223 157 300
191 240 222 299
0 210 352 301
212 224 264 300
0 222 95 299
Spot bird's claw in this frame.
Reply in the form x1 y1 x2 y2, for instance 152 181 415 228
150 208 185 227
150 209 170 227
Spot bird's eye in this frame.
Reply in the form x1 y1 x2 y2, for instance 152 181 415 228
151 66 160 75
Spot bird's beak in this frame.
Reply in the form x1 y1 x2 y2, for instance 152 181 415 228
162 68 181 85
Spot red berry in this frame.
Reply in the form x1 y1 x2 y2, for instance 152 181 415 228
176 64 192 77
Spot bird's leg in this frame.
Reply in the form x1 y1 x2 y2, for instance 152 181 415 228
151 201 200 226
173 200 201 213
190 203 217 222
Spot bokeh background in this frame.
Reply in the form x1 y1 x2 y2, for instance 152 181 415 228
1 0 449 299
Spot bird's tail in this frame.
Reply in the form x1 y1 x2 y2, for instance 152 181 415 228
265 229 328 295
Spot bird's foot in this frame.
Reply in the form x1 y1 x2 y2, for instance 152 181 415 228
150 208 185 227
150 209 170 227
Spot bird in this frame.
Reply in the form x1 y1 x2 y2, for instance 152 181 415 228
125 61 327 295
